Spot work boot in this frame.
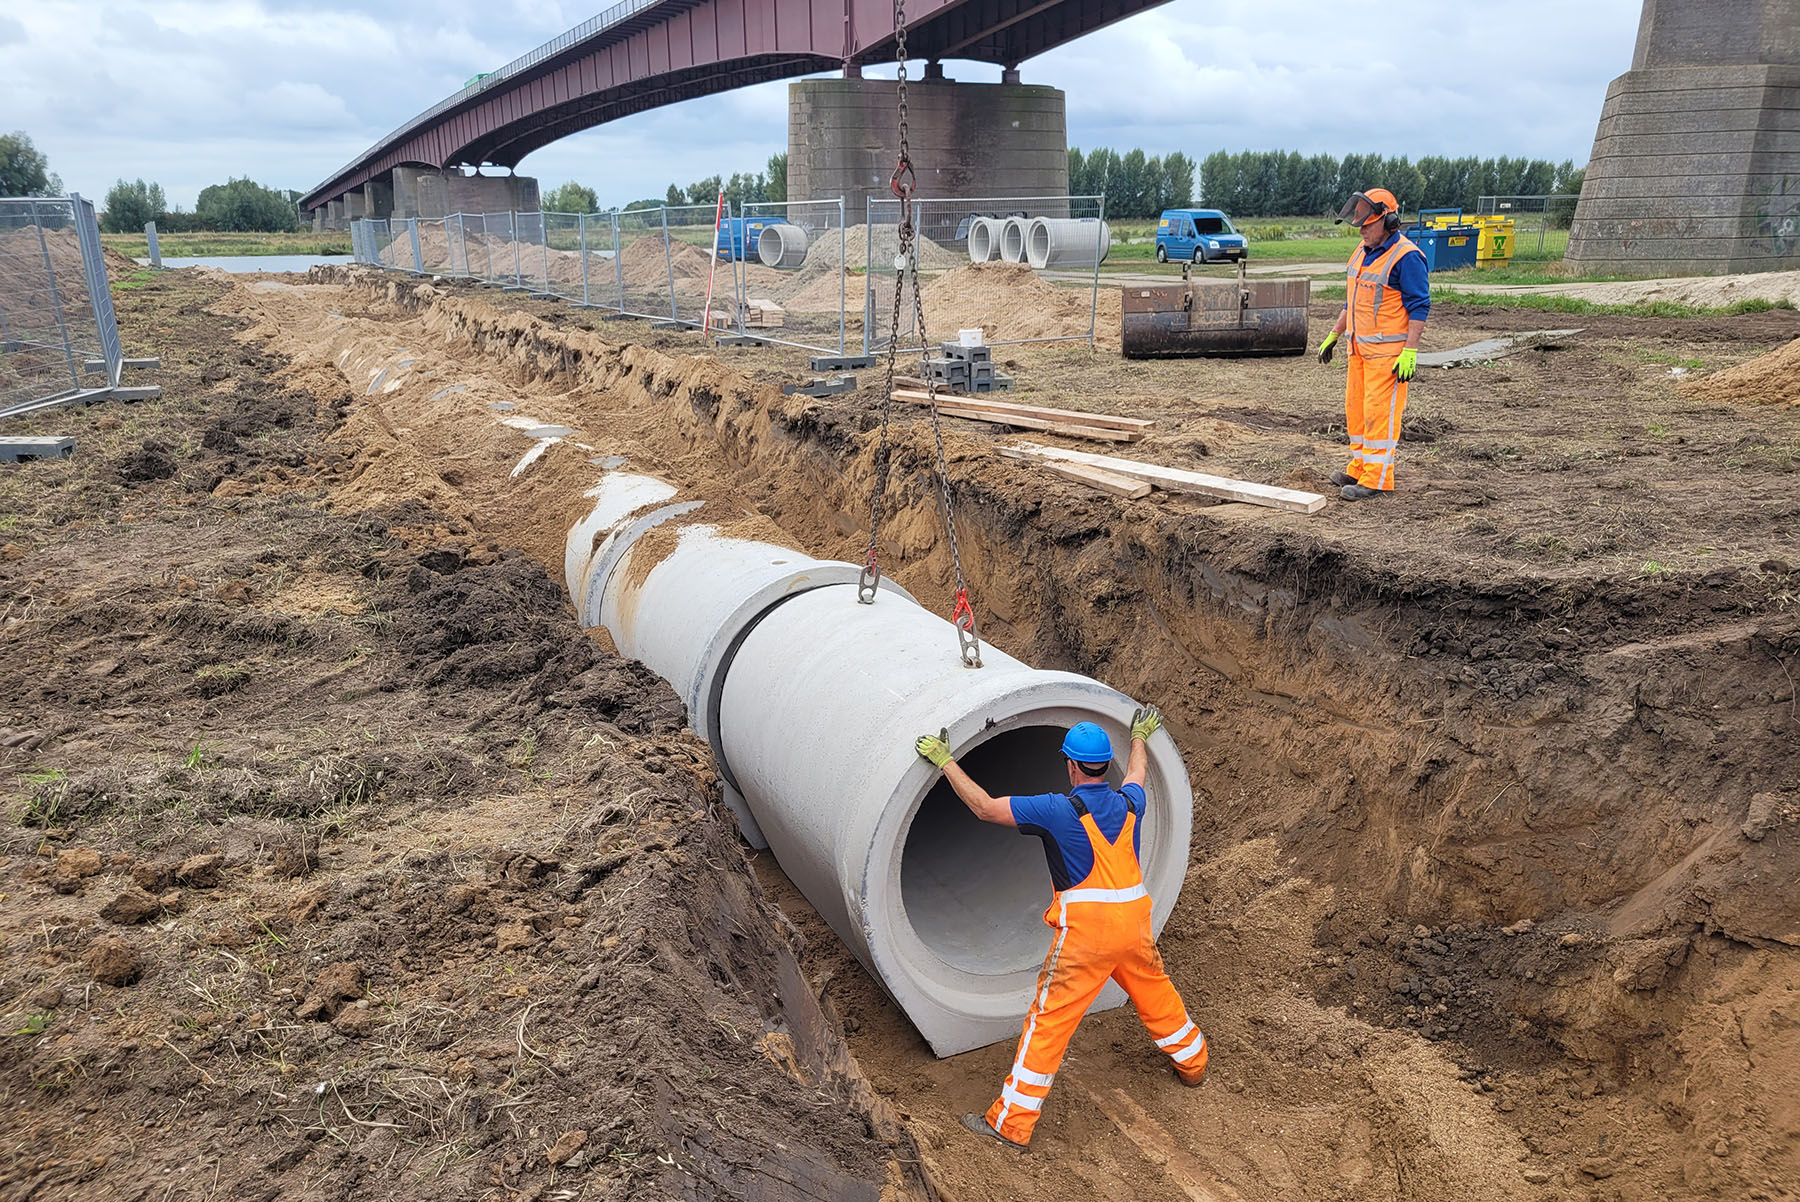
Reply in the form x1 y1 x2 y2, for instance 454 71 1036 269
1174 1038 1209 1088
1340 484 1383 501
960 1112 1029 1151
1331 471 1357 487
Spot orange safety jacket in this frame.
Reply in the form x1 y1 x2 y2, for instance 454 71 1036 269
1040 802 1152 940
1345 235 1424 359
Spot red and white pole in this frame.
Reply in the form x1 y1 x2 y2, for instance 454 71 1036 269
702 187 727 331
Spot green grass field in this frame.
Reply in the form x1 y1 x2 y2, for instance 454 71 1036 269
100 230 353 258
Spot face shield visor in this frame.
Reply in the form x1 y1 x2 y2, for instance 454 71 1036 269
1335 192 1382 227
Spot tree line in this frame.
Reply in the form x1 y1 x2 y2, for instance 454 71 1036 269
1067 148 1196 219
546 154 789 215
101 177 301 234
1196 150 1587 218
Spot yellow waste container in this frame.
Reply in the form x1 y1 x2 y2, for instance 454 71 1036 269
1423 212 1515 265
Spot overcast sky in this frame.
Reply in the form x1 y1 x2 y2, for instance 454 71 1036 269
2 0 1642 210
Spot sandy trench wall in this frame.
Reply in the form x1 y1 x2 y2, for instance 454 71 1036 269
313 272 1798 1075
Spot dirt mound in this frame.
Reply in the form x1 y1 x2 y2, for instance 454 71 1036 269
618 234 713 285
1683 335 1800 407
841 222 963 271
921 260 1121 346
1470 268 1800 308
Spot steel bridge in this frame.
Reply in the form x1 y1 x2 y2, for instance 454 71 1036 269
301 0 1168 212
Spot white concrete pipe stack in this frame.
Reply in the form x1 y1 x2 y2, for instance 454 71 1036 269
1025 218 1112 269
967 217 1004 263
565 472 1194 1056
755 222 809 269
999 216 1030 263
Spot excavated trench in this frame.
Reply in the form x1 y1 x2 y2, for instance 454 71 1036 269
264 271 1800 1198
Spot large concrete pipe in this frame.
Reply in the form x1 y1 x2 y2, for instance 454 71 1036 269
1025 218 1112 269
565 473 1194 1057
999 216 1029 263
967 217 1003 263
756 222 809 269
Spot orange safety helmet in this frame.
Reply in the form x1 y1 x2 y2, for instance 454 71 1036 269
1336 188 1402 231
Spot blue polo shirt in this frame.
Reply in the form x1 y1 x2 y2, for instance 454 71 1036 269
1346 232 1432 320
1010 782 1146 891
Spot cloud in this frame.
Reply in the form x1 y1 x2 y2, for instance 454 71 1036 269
0 0 1642 210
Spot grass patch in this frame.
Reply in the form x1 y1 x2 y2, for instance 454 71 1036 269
1420 287 1795 318
101 231 353 258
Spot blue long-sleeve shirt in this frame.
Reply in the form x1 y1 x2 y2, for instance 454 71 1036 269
1344 231 1432 321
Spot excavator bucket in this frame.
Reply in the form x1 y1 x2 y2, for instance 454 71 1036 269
1120 262 1310 359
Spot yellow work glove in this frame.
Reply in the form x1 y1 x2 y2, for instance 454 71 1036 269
915 729 952 769
1130 705 1163 743
1317 332 1339 364
1392 348 1418 382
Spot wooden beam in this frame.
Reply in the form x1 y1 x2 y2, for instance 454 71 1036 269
932 404 1139 443
1009 454 1153 499
890 389 1153 432
1006 442 1327 515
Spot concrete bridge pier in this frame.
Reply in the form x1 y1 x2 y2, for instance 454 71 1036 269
787 76 1069 220
392 168 541 220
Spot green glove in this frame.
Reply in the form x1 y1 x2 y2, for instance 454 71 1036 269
1130 705 1163 743
1392 347 1418 381
915 729 952 769
1317 332 1339 364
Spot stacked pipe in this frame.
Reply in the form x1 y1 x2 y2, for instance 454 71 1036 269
1024 218 1111 269
999 216 1030 263
564 472 1194 1056
967 218 1004 263
755 223 809 269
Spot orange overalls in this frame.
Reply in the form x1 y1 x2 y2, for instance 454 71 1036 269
984 798 1206 1145
1343 234 1424 491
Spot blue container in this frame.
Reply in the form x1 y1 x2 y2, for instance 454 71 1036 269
716 217 787 262
1403 210 1479 272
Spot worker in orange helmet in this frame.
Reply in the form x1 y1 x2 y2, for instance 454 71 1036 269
1316 187 1430 500
914 706 1207 1150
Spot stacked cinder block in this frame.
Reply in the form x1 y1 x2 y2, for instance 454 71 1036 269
924 342 1014 393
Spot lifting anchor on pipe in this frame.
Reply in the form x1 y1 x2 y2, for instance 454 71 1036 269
857 0 983 669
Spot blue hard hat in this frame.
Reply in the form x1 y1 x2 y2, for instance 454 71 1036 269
1060 722 1113 764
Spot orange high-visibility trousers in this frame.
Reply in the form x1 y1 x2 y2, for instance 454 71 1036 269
983 810 1207 1146
1344 351 1407 491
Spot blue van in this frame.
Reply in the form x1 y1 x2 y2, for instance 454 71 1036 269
1156 209 1248 264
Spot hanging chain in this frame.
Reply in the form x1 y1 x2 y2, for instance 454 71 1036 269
857 0 982 668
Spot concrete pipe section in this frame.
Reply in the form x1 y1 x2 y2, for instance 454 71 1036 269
968 217 1003 263
756 222 809 269
566 472 1194 1057
1025 218 1112 269
999 216 1030 263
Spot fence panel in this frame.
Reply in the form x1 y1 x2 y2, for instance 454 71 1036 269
1477 193 1579 257
515 211 549 293
734 199 847 354
0 194 120 414
616 206 673 319
864 194 1107 354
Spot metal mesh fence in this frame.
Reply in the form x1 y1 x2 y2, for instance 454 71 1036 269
350 199 850 344
1477 194 1580 256
734 199 847 354
0 194 121 416
864 195 1107 353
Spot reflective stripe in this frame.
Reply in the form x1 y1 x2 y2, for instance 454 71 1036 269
1012 1063 1054 1088
1172 1033 1207 1063
1355 332 1407 343
1001 1084 1044 1112
1362 438 1399 449
1060 884 1149 905
1361 451 1394 464
1154 1020 1196 1049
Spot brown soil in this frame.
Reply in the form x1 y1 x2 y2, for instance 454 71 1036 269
1684 335 1800 408
0 270 929 1201
9 262 1798 1201
921 262 1124 348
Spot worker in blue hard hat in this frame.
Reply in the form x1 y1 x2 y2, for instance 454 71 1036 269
915 706 1207 1150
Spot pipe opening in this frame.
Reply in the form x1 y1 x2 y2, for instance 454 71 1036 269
899 725 1119 976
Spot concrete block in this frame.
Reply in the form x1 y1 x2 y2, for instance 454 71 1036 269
0 436 75 463
810 355 878 370
782 374 857 396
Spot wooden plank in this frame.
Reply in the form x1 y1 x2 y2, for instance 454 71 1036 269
890 389 1154 431
1028 457 1152 499
1007 442 1327 515
932 404 1140 443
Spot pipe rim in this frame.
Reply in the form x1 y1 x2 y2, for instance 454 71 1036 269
578 500 702 626
860 678 1193 1032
